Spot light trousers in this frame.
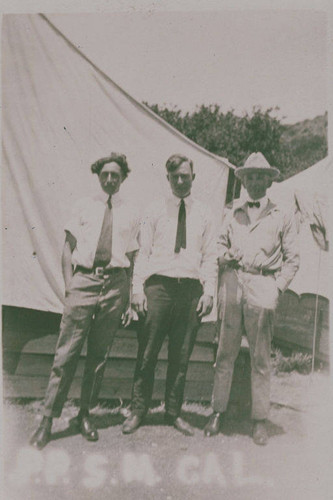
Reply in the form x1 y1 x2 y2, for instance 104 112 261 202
43 269 128 418
212 268 276 420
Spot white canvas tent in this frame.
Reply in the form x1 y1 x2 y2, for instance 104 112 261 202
268 156 330 299
267 157 330 364
2 14 232 314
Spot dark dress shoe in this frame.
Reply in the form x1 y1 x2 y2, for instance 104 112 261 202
252 420 268 446
165 415 195 436
122 413 144 434
30 418 52 450
78 414 99 442
204 412 221 437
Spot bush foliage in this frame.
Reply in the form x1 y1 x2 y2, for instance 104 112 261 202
146 104 327 180
272 348 312 375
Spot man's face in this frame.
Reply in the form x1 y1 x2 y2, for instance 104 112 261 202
167 161 195 198
98 162 124 196
242 172 272 200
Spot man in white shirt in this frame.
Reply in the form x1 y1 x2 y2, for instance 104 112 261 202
122 154 218 436
204 152 299 445
30 153 139 449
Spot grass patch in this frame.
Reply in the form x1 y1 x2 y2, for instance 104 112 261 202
272 348 312 375
4 398 212 421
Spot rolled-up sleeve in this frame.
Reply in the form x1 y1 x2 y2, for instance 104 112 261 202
126 211 140 254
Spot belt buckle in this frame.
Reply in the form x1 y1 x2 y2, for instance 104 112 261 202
95 267 105 277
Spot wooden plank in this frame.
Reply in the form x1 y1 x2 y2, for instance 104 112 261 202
2 305 252 407
2 306 216 345
274 291 329 362
3 375 214 401
11 353 215 381
5 334 215 363
3 349 251 405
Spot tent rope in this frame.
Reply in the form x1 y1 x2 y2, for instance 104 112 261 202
311 248 322 374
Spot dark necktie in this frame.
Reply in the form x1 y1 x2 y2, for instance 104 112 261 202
93 196 113 267
174 199 186 253
248 201 260 208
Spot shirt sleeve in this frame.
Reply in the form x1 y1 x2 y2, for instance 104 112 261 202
275 210 300 292
217 209 233 260
64 198 87 239
200 207 218 297
132 207 155 295
126 210 140 254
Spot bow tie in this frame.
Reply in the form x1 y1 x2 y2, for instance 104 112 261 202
248 201 260 208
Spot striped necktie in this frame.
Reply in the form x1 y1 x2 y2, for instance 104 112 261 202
93 196 113 267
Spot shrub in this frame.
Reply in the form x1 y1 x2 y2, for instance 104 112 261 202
272 348 312 375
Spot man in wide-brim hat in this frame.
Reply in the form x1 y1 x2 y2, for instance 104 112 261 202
204 152 299 445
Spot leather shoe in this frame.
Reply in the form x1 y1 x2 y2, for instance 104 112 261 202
252 420 268 446
122 413 144 434
78 413 99 442
204 412 222 437
30 417 52 450
165 415 195 436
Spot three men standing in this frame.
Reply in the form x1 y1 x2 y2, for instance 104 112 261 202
30 150 299 448
204 152 299 445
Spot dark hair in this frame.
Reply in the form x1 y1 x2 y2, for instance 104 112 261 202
91 152 130 179
165 154 193 173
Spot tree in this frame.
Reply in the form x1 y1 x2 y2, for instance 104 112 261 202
145 103 327 180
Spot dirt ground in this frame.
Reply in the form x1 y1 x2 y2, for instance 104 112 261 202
2 370 333 500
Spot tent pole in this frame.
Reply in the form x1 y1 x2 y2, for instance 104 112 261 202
311 249 322 374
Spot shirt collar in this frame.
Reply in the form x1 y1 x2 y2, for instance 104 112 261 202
106 192 121 207
234 196 277 217
246 195 268 208
170 192 192 206
93 191 122 207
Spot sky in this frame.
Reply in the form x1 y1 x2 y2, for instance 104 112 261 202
48 8 329 124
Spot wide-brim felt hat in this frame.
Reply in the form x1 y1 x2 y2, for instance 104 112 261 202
235 152 280 180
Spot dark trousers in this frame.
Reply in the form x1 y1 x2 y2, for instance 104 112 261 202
43 269 128 418
131 275 202 418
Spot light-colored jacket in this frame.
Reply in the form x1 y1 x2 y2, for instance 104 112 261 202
218 198 300 294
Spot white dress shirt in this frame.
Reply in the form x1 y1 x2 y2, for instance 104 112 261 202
132 194 218 296
65 193 139 269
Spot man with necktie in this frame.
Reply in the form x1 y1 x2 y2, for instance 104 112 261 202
30 152 139 449
122 154 218 436
204 152 299 445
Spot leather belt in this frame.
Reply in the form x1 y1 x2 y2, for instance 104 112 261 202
151 274 200 285
75 265 123 277
235 265 276 276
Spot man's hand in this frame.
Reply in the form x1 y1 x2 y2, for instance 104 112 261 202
122 307 135 328
131 292 148 316
196 294 213 318
218 248 242 267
